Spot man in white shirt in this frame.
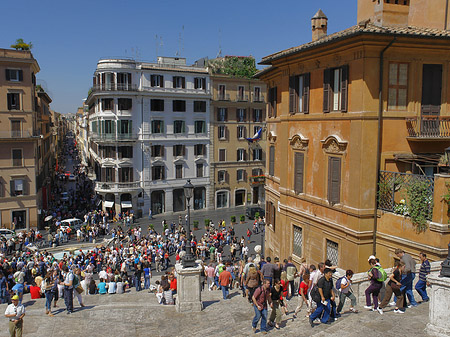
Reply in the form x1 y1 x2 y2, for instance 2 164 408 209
5 295 25 337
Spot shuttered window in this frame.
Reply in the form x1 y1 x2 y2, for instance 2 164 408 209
173 76 185 89
328 156 341 205
269 146 275 176
151 99 164 111
268 87 277 117
7 93 20 110
219 149 226 162
5 69 23 82
12 149 23 167
294 152 304 194
388 63 408 110
217 108 227 121
150 75 164 88
289 73 310 114
265 201 276 231
323 65 348 112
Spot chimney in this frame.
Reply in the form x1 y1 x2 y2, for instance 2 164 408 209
311 9 328 42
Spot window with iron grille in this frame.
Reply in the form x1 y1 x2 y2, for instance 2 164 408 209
293 225 303 257
326 239 339 266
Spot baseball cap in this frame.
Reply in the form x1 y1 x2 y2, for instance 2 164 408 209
368 255 376 262
12 295 19 300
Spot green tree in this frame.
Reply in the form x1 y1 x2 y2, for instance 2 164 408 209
11 38 33 51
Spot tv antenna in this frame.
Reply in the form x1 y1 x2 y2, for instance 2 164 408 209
217 28 222 58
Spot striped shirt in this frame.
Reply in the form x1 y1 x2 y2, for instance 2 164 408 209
419 259 431 281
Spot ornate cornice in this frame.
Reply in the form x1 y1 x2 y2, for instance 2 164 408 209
267 131 277 144
289 133 309 151
321 135 347 154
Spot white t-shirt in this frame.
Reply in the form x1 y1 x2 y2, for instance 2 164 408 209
107 282 116 294
5 303 25 321
340 277 351 294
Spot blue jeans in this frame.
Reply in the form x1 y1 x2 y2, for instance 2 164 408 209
144 275 151 290
310 300 331 323
415 279 429 301
398 273 417 306
134 276 141 291
252 305 268 332
221 285 229 299
45 290 53 311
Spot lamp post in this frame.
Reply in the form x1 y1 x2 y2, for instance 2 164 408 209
182 179 196 267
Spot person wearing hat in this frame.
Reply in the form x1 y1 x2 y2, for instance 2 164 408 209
4 294 25 337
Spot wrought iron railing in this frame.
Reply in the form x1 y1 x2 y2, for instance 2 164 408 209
90 133 138 141
91 84 138 92
406 116 450 138
95 181 141 190
378 170 434 219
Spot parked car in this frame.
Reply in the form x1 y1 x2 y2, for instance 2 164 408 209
0 229 15 240
61 192 70 202
246 206 265 220
68 174 76 181
60 218 83 230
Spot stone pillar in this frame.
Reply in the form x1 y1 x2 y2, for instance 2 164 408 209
427 272 450 337
175 263 202 313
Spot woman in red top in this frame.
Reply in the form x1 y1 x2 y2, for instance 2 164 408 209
293 272 311 318
280 271 289 314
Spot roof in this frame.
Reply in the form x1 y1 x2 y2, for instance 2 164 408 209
260 23 450 65
312 9 327 20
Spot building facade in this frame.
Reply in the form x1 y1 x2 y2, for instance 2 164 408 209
0 49 54 230
258 1 450 272
209 72 267 209
86 57 211 217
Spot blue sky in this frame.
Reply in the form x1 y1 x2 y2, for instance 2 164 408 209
0 0 356 114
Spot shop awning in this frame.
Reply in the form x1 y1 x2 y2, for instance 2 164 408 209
104 201 114 208
121 201 132 208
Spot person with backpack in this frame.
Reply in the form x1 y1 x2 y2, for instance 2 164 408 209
251 279 272 334
336 269 358 314
309 268 335 327
245 264 262 304
364 258 385 311
378 261 405 314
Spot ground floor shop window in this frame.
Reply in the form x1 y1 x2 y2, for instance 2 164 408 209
216 191 228 208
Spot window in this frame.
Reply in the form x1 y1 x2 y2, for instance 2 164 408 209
12 149 23 167
101 98 113 111
7 93 20 110
101 146 115 158
104 167 115 182
217 108 227 121
237 148 246 161
216 191 228 208
237 169 245 182
422 64 443 115
174 120 185 134
388 63 408 110
194 144 206 156
326 239 339 266
237 126 246 139
218 171 226 183
152 165 165 180
194 121 205 134
254 87 261 102
151 99 164 111
11 120 21 137
289 73 310 114
117 120 131 134
118 98 132 110
237 86 245 101
218 126 226 140
266 200 276 230
117 73 131 90
151 74 164 88
328 156 341 205
5 69 23 82
268 87 277 117
253 148 262 161
103 72 115 90
293 226 303 257
173 76 185 89
173 100 186 112
10 179 25 196
218 85 226 100
119 167 133 182
119 146 133 159
173 145 185 157
175 164 183 179
252 168 263 176
151 120 164 134
294 152 304 194
269 146 275 176
253 109 262 122
323 66 348 112
237 108 246 122
151 145 164 158
196 163 203 177
253 126 262 136
219 149 226 162
194 101 206 112
194 77 206 90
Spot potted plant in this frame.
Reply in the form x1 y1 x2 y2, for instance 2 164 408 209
193 220 199 230
148 224 154 230
231 215 236 224
255 212 260 219
240 215 245 224
204 219 210 229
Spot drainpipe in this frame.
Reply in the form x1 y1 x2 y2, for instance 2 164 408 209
373 38 396 256
445 0 449 30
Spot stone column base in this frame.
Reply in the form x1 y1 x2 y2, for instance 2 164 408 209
175 263 203 313
426 272 450 336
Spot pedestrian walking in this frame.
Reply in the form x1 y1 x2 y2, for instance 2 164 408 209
252 279 272 334
5 295 25 337
415 252 430 302
61 265 74 314
336 270 358 314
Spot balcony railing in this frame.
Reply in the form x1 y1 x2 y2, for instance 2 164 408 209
406 116 450 138
90 132 138 141
0 130 40 139
95 181 141 191
218 93 230 101
236 95 248 102
91 84 139 92
253 94 265 103
250 175 266 184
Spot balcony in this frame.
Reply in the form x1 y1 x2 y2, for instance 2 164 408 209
250 175 266 184
236 95 248 102
253 94 265 103
217 93 230 101
0 130 40 139
95 181 141 193
406 116 450 139
90 132 138 142
91 84 138 92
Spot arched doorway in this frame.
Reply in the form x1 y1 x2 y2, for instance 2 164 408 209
151 190 165 215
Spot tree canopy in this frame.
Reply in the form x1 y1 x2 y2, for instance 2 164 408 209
11 38 33 51
208 56 257 79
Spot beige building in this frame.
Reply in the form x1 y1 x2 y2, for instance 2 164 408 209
0 48 53 230
210 70 267 209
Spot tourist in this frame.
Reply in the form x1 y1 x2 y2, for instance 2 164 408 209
415 252 430 303
61 265 74 314
143 263 151 290
252 279 272 334
261 257 278 285
284 256 297 299
116 277 125 294
379 261 405 314
205 263 215 291
364 258 383 311
72 268 85 308
97 279 107 295
107 279 116 294
219 262 232 300
88 280 97 295
310 268 335 327
293 271 310 318
268 279 283 329
394 249 418 307
336 270 358 314
0 272 8 304
41 272 54 316
4 295 25 337
245 263 261 304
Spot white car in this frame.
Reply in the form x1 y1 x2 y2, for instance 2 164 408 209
60 218 83 230
68 174 76 181
61 192 70 202
0 229 15 240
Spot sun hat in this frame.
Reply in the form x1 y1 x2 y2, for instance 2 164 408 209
11 295 19 300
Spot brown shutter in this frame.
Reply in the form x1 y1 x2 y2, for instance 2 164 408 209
182 145 186 156
101 73 105 90
269 146 275 176
273 87 278 117
244 149 247 161
160 75 164 88
5 69 10 81
237 149 239 161
217 108 220 121
235 109 239 120
289 76 296 114
202 78 206 90
93 76 97 87
323 69 331 113
224 108 228 121
10 180 14 196
328 157 341 205
294 152 304 193
303 73 310 113
130 169 133 182
173 76 176 88
161 145 165 157
182 77 186 88
18 70 23 81
118 168 122 182
268 89 272 117
341 65 348 112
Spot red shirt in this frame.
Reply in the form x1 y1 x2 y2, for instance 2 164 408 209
30 285 41 299
170 278 177 291
299 280 309 296
219 270 232 287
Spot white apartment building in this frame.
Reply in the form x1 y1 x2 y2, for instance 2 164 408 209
85 57 211 217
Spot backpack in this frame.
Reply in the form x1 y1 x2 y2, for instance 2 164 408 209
335 276 346 291
371 266 388 282
310 284 321 304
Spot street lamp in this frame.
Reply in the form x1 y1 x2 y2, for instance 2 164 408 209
182 179 196 267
